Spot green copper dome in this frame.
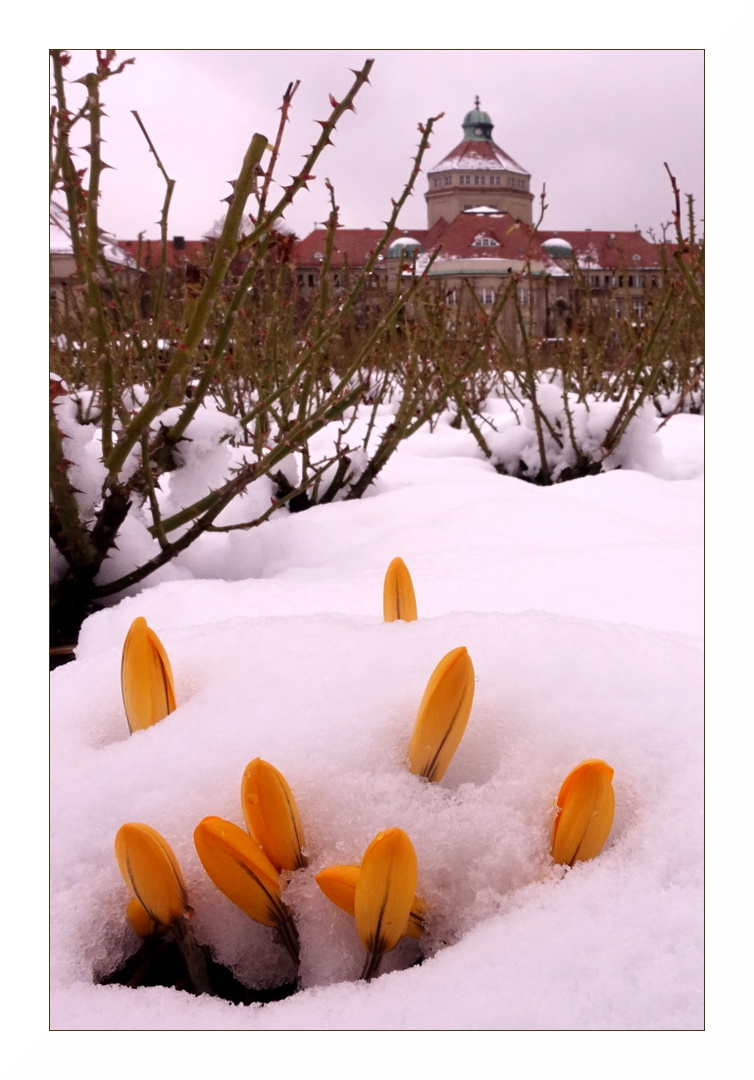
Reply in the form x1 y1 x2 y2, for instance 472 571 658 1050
541 236 574 260
386 237 424 259
462 97 494 141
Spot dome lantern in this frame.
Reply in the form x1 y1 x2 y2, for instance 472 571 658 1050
462 96 494 141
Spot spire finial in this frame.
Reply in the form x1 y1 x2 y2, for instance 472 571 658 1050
474 95 480 109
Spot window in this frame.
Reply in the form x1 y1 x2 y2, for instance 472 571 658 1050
517 287 530 306
632 298 646 319
479 287 495 304
490 175 501 186
590 275 600 287
446 289 458 306
508 177 516 187
444 175 452 186
460 175 471 185
472 235 501 248
474 175 486 185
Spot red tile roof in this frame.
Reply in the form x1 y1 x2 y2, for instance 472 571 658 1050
430 138 529 175
292 228 429 269
536 230 662 269
427 210 541 261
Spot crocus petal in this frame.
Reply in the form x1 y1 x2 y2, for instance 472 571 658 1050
551 759 616 866
121 617 176 733
114 822 190 927
126 896 165 938
194 816 283 927
315 864 361 914
194 816 300 964
241 758 307 872
408 646 475 782
316 862 426 938
355 828 418 977
383 557 418 622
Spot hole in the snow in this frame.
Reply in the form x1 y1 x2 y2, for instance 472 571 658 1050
97 936 299 1005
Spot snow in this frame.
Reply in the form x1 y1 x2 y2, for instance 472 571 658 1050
50 220 137 268
432 149 528 174
49 413 703 1031
541 238 574 252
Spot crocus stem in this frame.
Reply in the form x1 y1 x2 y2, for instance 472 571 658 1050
359 950 383 982
275 908 301 967
172 919 213 997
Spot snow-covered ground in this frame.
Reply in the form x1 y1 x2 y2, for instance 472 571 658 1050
50 412 703 1031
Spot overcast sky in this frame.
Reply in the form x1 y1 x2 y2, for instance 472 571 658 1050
56 50 703 242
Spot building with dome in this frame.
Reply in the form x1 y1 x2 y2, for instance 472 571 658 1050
100 101 667 343
425 98 534 228
289 98 668 341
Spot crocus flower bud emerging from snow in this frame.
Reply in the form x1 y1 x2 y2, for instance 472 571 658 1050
383 557 418 622
114 822 191 928
316 863 425 938
194 816 299 963
551 759 615 866
121 617 176 733
408 646 475 782
355 828 418 981
241 758 307 872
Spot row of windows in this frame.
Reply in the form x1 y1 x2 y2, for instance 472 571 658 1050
589 274 659 288
449 291 646 317
431 174 527 189
446 287 530 306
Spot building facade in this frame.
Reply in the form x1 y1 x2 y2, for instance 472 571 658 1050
292 100 667 343
93 101 670 344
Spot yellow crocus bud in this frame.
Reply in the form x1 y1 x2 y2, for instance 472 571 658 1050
125 896 167 938
241 759 307 872
194 816 299 963
355 828 418 981
408 646 475 782
551 759 616 866
316 863 426 938
114 823 190 928
121 617 176 733
383 557 418 622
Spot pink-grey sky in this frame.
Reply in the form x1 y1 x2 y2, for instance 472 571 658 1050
56 50 703 242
